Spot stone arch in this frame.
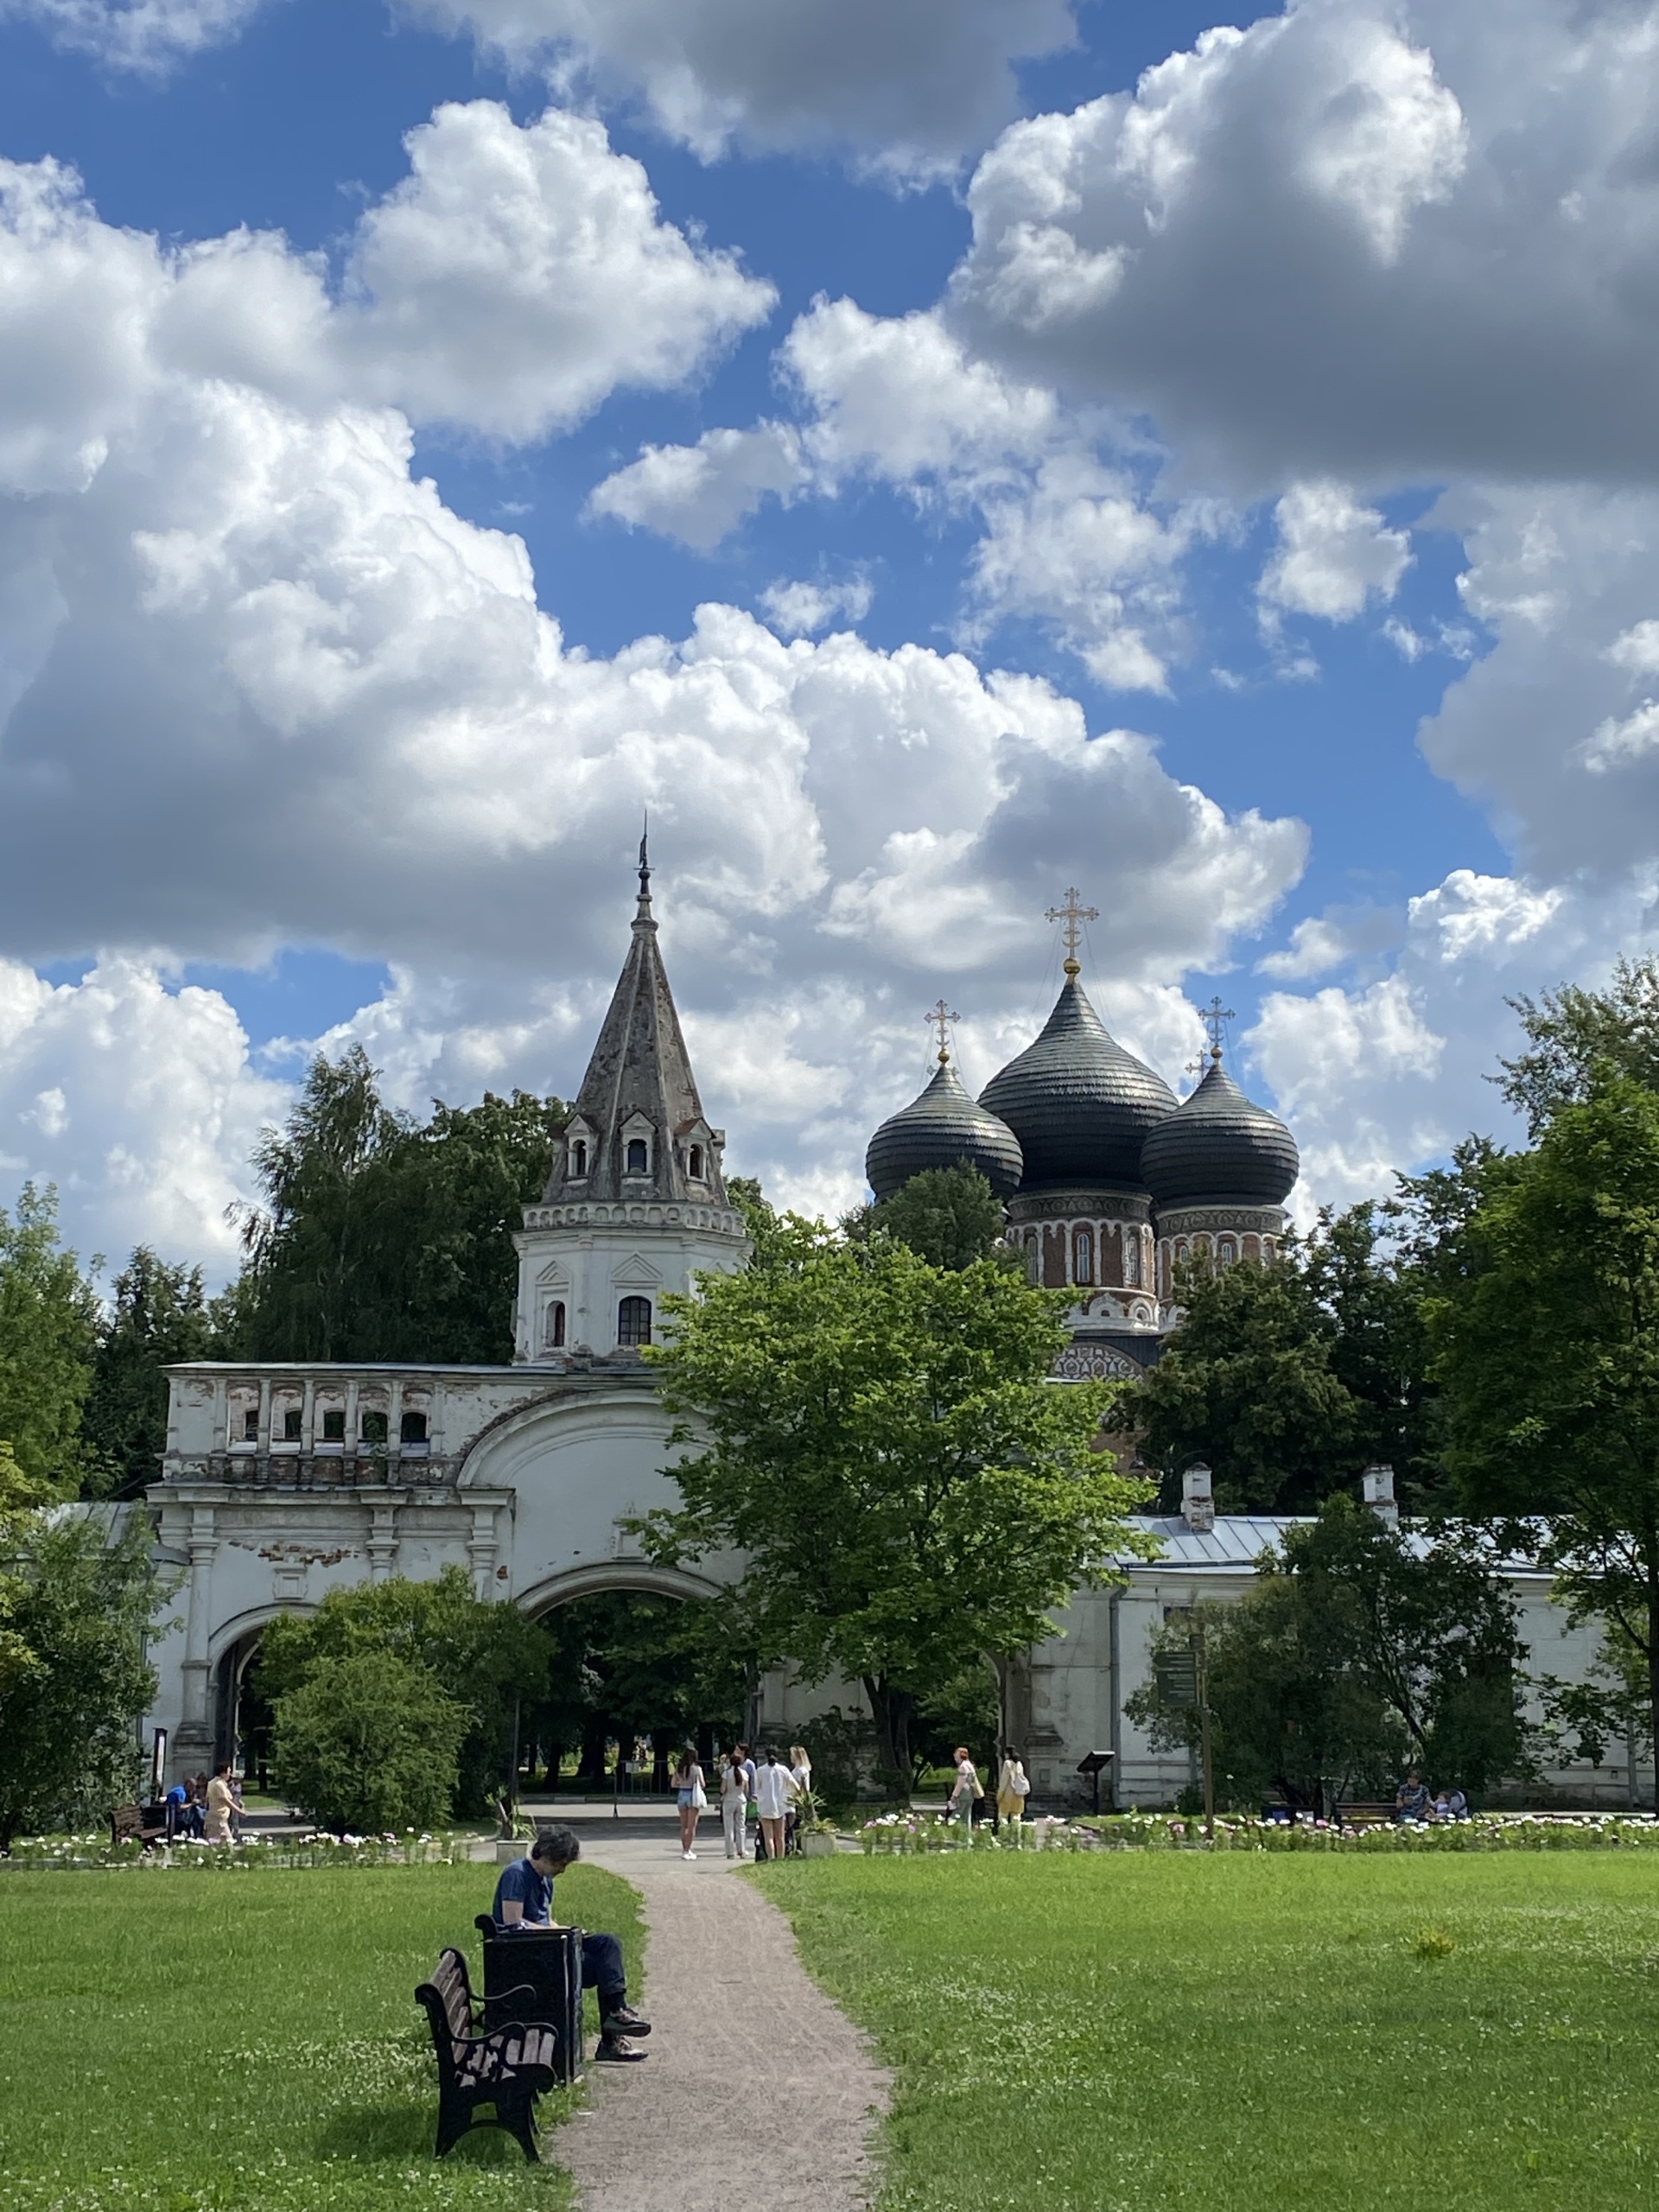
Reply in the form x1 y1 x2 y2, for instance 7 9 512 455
514 1560 729 1618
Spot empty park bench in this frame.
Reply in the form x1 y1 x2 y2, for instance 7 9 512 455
1335 1801 1397 1828
414 1947 559 2162
109 1802 168 1850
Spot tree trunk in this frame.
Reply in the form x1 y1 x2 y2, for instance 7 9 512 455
862 1676 915 1797
1646 1533 1659 1812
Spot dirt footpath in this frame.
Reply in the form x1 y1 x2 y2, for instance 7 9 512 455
558 1839 889 2212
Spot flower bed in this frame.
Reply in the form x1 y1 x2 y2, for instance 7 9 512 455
858 1813 1093 1854
1080 1809 1659 1853
1 1828 474 1871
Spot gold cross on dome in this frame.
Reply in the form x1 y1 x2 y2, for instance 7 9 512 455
1200 994 1236 1063
927 998 959 1064
1045 887 1099 976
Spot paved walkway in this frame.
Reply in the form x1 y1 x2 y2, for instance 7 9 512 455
557 1836 889 2212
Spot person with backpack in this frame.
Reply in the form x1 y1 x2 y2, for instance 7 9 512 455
995 1748 1030 1831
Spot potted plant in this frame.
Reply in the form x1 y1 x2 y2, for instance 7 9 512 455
796 1789 838 1857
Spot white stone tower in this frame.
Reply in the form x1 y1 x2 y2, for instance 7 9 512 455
512 839 749 1363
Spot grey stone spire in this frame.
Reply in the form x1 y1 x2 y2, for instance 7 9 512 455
543 837 728 1206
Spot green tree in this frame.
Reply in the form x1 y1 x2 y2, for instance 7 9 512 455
0 1509 168 1848
1130 1206 1442 1512
270 1648 468 1834
1428 1073 1659 1763
633 1217 1154 1785
0 1185 100 1499
1130 1500 1529 1811
254 1566 548 1813
82 1249 217 1497
238 1048 566 1363
847 1163 1011 1272
1498 955 1659 1135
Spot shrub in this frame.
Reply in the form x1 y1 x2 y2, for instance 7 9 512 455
270 1648 467 1833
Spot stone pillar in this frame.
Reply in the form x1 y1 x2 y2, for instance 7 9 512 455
468 1503 499 1599
387 1376 404 1469
345 1377 360 1471
367 1502 398 1583
1181 1462 1215 1534
301 1377 316 1451
175 1506 219 1769
1362 1464 1399 1529
210 1376 228 1452
255 1377 272 1453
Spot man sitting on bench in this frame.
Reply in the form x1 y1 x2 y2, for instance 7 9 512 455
491 1824 652 2064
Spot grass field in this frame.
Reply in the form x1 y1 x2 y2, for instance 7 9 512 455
766 1850 1659 2211
0 1863 641 2212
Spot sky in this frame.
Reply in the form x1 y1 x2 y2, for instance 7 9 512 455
1 0 1657 1279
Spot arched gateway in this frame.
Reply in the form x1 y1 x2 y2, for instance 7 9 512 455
144 846 819 1783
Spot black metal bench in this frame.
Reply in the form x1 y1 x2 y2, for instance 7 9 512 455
414 1947 558 2162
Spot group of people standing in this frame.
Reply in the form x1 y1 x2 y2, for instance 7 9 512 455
666 1743 812 1861
162 1762 241 1841
950 1746 1032 1834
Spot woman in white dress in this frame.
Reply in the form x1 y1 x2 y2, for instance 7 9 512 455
720 1748 750 1860
948 1745 982 1842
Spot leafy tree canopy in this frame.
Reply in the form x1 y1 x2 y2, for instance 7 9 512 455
234 1046 567 1363
270 1648 468 1834
255 1565 548 1814
0 1509 168 1848
1129 1203 1442 1513
81 1248 238 1498
0 1185 100 1499
1498 954 1659 1136
846 1163 1012 1272
632 1214 1154 1784
1428 1071 1659 1759
1129 1499 1530 1812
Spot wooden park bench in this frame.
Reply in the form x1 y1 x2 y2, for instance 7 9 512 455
1335 1801 1397 1827
109 1802 168 1850
415 1947 559 2163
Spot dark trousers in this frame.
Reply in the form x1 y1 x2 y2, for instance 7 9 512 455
580 1931 626 2008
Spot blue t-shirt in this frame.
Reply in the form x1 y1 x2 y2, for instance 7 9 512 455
492 1856 553 1929
164 1783 188 1807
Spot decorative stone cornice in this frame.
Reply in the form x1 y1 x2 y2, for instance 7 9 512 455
521 1201 747 1236
1052 1343 1147 1382
1155 1204 1286 1237
1008 1189 1153 1225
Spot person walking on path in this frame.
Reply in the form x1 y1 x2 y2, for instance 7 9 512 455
995 1749 1030 1832
948 1745 982 1842
493 1825 652 2063
672 1745 707 1859
753 1746 799 1865
202 1761 236 1843
720 1747 751 1860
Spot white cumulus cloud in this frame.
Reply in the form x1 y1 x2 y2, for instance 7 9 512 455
1258 479 1411 623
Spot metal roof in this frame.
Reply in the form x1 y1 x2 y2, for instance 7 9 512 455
1110 1513 1553 1579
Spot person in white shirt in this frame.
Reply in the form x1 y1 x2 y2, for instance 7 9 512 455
720 1746 752 1860
753 1747 799 1864
948 1745 982 1840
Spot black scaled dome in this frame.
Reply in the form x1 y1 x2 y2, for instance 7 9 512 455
1140 1056 1300 1208
866 1060 1023 1204
979 977 1176 1191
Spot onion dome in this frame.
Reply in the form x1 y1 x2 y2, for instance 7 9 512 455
1140 1054 1300 1208
865 1059 1024 1204
979 976 1177 1190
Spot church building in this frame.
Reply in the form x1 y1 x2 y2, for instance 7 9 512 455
143 868 1639 1810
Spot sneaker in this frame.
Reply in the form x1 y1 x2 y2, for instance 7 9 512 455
683 1849 696 1860
602 2004 652 2037
595 2035 647 2063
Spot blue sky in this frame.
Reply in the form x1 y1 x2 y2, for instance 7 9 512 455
0 0 1654 1273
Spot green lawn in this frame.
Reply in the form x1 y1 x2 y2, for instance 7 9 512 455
0 1864 641 2212
764 1851 1659 2211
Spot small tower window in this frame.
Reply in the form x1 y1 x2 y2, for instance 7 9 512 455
360 1408 388 1446
1217 1236 1237 1267
242 1408 258 1441
1027 1238 1039 1286
626 1137 649 1175
321 1408 346 1442
283 1408 302 1441
400 1409 428 1445
570 1138 588 1177
1074 1228 1094 1286
546 1300 566 1349
688 1144 704 1179
1125 1232 1142 1287
617 1295 652 1347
